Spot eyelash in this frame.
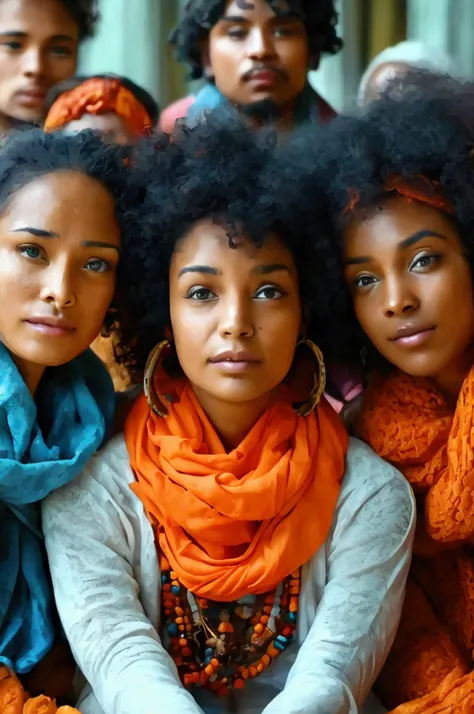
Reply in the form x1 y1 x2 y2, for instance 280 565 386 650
353 253 442 290
18 244 112 273
227 26 294 39
185 284 285 301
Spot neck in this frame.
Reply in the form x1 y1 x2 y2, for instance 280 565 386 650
191 385 276 451
0 112 13 135
11 355 46 397
431 349 474 408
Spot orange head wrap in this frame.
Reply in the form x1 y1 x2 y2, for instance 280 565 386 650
344 174 455 216
44 77 152 138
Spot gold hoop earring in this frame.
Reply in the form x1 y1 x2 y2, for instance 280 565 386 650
144 340 170 418
293 338 326 417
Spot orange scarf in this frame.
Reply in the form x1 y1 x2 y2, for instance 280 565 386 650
358 367 474 713
44 77 152 137
0 666 79 713
358 367 474 546
125 379 348 602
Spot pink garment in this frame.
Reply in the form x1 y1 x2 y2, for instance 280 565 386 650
325 365 363 414
158 95 194 133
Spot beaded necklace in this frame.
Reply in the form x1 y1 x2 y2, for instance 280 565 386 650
160 555 300 698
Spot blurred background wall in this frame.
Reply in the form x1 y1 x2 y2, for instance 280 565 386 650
78 0 474 113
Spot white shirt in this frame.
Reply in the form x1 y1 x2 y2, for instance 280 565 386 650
43 436 415 714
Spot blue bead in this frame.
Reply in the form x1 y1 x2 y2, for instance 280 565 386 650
171 585 181 595
161 573 170 584
287 611 297 623
274 639 285 651
204 648 214 658
205 656 212 664
167 623 178 636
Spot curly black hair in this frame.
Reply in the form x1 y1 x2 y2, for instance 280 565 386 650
270 71 474 372
44 74 160 125
115 114 344 379
0 128 133 333
58 0 99 40
169 0 342 80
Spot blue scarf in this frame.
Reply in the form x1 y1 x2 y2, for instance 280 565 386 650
0 344 115 674
186 82 323 127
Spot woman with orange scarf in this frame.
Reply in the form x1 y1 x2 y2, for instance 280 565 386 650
41 118 414 714
275 73 474 712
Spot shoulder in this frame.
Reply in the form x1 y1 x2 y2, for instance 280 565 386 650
337 437 415 528
43 433 136 517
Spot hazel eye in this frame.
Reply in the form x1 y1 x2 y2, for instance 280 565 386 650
254 286 283 299
19 244 43 260
355 275 377 289
86 258 111 273
186 287 216 301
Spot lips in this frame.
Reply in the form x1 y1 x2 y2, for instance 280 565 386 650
389 324 436 348
210 350 260 364
25 315 75 336
16 88 46 107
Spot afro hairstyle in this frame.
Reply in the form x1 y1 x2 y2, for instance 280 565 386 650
115 114 346 380
268 71 474 371
0 128 134 334
169 0 342 80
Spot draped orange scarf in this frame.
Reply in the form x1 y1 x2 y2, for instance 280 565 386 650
44 77 152 137
358 366 474 713
0 666 79 714
125 379 348 602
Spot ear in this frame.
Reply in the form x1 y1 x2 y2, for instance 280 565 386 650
200 38 214 80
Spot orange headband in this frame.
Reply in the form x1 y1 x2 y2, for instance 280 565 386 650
44 77 152 137
344 174 455 216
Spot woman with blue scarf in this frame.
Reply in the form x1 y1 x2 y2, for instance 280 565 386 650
0 129 130 712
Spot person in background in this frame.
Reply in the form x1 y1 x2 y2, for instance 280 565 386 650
357 39 459 105
0 0 98 134
0 129 131 713
165 0 340 132
44 74 159 144
44 73 159 391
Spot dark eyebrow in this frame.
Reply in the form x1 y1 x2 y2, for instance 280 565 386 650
220 15 248 23
0 31 75 42
82 240 120 252
12 227 59 238
345 229 447 266
252 263 290 275
178 265 223 277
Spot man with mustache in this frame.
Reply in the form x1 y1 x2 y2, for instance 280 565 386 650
163 0 340 132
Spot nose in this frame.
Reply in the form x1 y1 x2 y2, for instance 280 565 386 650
39 265 76 309
22 47 45 78
218 294 255 339
247 28 277 60
383 275 419 317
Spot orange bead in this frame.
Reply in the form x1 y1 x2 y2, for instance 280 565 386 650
171 580 179 588
164 609 171 617
263 605 272 614
260 615 269 625
261 654 271 666
175 617 184 625
186 624 193 633
175 607 184 617
211 658 219 669
241 668 249 680
291 570 300 579
162 583 171 592
257 662 264 673
160 556 170 570
267 643 279 658
289 597 298 613
205 664 214 676
184 673 194 686
182 647 192 657
179 638 187 647
289 586 299 595
254 623 264 635
163 599 174 609
249 666 258 677
265 595 274 604
200 670 209 684
179 625 185 632
282 627 293 638
234 678 245 689
192 672 200 683
170 571 178 580
289 579 299 586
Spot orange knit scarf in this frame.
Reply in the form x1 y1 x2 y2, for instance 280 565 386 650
358 367 474 546
125 379 348 602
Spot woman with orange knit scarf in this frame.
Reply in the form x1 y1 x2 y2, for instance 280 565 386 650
40 118 414 714
275 73 474 712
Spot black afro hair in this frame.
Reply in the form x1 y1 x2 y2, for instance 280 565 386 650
115 114 347 380
59 0 100 40
169 0 342 80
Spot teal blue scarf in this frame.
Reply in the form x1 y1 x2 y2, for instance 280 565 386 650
0 344 114 673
